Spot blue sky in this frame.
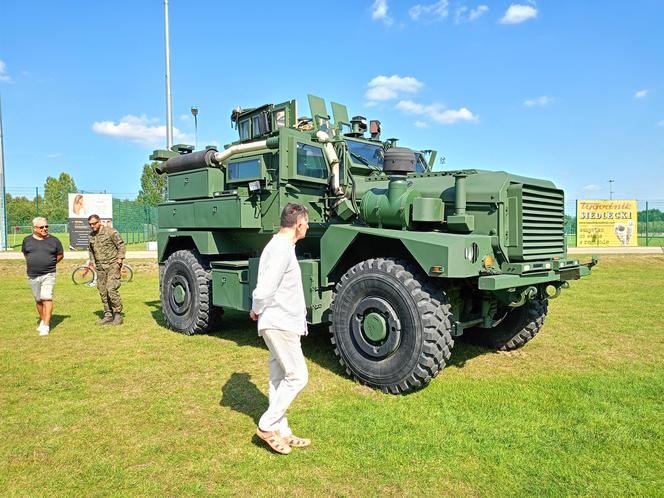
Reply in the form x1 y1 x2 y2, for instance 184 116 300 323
1 0 662 201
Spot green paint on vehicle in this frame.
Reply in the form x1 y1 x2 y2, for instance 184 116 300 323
150 94 597 394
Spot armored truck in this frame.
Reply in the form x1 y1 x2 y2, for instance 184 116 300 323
150 95 595 394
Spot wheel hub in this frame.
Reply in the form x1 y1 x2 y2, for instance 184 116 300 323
173 284 186 305
169 275 191 316
351 297 401 359
363 312 387 341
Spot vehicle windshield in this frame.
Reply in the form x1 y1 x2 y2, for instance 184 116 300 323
346 140 384 169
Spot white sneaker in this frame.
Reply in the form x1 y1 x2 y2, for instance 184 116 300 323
36 320 44 332
38 324 50 336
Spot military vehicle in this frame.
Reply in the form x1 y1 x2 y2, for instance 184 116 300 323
150 95 595 394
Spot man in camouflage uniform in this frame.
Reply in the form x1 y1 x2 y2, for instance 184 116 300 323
88 214 126 325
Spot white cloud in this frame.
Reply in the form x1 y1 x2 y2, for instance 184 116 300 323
409 0 449 21
414 121 429 128
455 6 468 23
46 153 63 159
499 4 538 24
524 96 554 107
92 114 192 147
583 184 602 192
469 5 489 21
456 4 488 23
0 60 12 83
366 75 423 102
657 120 664 127
396 100 477 124
634 89 649 99
371 0 394 26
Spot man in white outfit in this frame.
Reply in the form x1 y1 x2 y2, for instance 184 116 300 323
250 203 311 455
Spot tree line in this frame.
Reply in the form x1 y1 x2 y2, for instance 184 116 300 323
5 163 165 226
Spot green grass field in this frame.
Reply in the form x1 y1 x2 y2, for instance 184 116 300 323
1 256 662 496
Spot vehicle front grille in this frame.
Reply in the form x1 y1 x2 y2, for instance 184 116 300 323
520 185 565 261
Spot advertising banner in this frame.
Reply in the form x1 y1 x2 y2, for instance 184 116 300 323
68 194 113 250
576 200 638 247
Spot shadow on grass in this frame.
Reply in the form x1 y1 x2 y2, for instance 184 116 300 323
144 300 488 386
219 373 310 453
50 314 71 330
447 340 490 369
144 300 166 327
220 372 266 425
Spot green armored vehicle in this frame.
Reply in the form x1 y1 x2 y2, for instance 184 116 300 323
151 95 595 394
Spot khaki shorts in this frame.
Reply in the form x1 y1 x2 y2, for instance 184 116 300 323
28 272 56 301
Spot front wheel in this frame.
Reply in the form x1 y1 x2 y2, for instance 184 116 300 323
72 266 95 285
329 258 454 394
120 264 133 283
462 298 548 351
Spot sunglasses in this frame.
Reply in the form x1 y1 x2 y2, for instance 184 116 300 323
34 225 49 229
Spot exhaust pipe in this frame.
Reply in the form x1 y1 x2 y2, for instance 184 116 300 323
316 130 342 194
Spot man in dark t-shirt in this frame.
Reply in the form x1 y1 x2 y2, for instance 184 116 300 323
22 217 64 336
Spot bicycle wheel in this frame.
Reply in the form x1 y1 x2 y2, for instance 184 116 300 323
72 266 95 285
121 264 134 283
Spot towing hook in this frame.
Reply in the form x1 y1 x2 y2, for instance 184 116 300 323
509 286 538 308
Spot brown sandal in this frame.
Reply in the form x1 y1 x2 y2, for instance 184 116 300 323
256 428 292 455
284 435 311 448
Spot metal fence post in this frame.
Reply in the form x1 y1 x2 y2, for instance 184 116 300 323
645 201 649 247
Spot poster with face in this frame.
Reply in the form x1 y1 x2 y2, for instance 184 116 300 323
68 193 113 219
68 194 113 249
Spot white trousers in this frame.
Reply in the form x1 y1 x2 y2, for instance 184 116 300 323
258 328 308 437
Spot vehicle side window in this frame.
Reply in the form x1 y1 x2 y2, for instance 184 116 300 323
239 120 250 140
296 143 327 179
228 158 261 181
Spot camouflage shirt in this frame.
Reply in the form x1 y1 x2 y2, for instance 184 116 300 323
89 225 126 264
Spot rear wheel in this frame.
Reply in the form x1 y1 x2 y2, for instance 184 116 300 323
120 264 133 283
161 249 220 335
72 266 95 285
329 258 454 394
462 298 548 351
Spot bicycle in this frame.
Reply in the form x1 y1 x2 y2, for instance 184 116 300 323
72 260 134 285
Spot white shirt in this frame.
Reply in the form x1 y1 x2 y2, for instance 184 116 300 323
252 233 308 336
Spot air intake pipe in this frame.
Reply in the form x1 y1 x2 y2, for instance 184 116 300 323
359 147 420 229
315 130 342 194
447 171 475 232
156 137 279 174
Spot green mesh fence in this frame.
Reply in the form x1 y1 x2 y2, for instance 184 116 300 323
112 198 157 245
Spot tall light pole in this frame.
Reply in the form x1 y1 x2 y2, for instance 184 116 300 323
609 179 614 200
191 106 198 149
0 94 7 251
164 0 173 149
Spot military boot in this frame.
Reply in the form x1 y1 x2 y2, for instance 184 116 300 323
96 314 114 325
111 313 124 325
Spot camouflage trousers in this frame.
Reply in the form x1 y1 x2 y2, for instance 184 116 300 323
97 262 123 314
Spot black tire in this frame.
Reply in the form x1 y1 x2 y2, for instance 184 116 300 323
120 264 133 283
160 249 220 335
462 298 548 351
72 265 95 285
329 258 454 394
